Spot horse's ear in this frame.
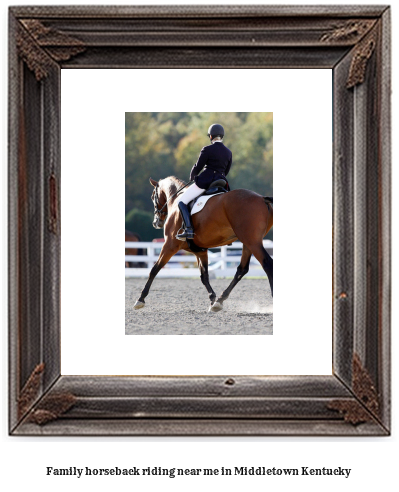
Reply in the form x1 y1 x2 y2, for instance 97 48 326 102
149 178 158 187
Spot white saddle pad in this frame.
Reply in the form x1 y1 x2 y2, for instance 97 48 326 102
191 193 224 216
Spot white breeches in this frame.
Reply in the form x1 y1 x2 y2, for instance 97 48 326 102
177 183 205 205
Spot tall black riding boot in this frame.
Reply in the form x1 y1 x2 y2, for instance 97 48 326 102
176 202 195 241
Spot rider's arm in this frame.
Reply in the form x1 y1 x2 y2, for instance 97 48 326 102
224 152 232 177
189 146 208 180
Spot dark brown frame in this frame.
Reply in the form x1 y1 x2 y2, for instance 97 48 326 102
9 5 391 436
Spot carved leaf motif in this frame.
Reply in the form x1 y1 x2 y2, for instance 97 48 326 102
44 46 87 62
17 363 76 425
321 19 376 43
352 353 379 415
17 25 54 81
328 400 372 425
18 363 45 419
347 28 378 88
17 19 85 81
328 353 380 425
28 393 77 425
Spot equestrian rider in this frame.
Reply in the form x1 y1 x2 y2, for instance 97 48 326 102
176 123 232 241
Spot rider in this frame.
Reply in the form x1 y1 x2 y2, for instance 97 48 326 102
176 123 232 241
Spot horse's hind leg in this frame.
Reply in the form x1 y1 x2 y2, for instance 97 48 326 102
246 242 273 297
196 251 217 309
210 245 252 312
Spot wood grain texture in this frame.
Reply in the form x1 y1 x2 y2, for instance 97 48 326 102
10 5 390 18
60 46 349 69
8 5 391 436
333 53 355 384
18 64 45 397
8 9 20 431
14 418 386 437
14 17 378 48
41 62 62 391
378 7 392 431
53 375 351 397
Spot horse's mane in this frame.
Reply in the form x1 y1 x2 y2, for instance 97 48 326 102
159 176 186 196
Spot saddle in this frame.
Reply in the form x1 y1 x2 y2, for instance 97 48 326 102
188 179 228 212
203 179 228 196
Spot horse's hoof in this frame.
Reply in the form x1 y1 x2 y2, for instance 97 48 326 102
134 300 145 310
209 302 223 313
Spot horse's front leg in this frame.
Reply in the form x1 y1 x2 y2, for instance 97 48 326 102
210 245 252 312
195 251 217 311
134 242 179 309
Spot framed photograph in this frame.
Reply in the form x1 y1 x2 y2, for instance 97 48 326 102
9 5 391 435
124 110 274 337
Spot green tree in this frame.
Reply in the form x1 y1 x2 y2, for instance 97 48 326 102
125 208 164 241
125 112 273 238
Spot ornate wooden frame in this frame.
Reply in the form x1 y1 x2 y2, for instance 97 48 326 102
8 5 391 435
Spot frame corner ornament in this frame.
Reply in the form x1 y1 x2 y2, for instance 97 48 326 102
17 363 45 419
17 19 85 81
328 354 380 425
27 392 77 425
346 26 378 88
320 19 376 44
352 353 380 416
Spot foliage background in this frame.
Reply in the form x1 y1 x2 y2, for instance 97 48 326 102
125 112 273 240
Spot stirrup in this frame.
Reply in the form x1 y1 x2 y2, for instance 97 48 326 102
176 228 194 241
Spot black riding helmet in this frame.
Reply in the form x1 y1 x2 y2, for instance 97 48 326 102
207 123 224 139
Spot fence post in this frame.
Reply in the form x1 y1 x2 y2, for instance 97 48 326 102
221 246 227 271
126 241 272 277
148 245 156 268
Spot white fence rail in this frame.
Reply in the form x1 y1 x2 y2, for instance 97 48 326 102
125 240 273 278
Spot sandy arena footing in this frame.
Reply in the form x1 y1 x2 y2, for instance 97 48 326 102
126 278 273 335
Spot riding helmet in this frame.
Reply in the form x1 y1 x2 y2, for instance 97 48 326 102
207 123 224 138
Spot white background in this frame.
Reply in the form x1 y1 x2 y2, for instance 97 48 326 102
1 1 397 492
61 68 332 376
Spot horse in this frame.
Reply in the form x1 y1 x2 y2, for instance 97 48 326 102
133 176 273 312
125 230 146 268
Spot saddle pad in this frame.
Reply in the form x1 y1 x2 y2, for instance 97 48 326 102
190 193 224 216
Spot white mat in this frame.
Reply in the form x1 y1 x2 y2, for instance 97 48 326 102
191 193 224 216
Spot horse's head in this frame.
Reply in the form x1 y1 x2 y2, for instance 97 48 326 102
150 178 167 229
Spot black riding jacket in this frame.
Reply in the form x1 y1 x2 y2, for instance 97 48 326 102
190 141 232 189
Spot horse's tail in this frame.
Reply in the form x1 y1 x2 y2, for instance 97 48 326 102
263 196 273 210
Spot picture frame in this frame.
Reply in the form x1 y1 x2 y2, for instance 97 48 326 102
8 5 391 435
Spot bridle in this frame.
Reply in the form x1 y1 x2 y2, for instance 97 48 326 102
152 180 193 221
152 186 168 220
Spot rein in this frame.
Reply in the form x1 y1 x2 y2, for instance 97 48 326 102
154 180 193 219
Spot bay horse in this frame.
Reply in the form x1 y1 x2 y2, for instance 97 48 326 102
133 176 273 312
